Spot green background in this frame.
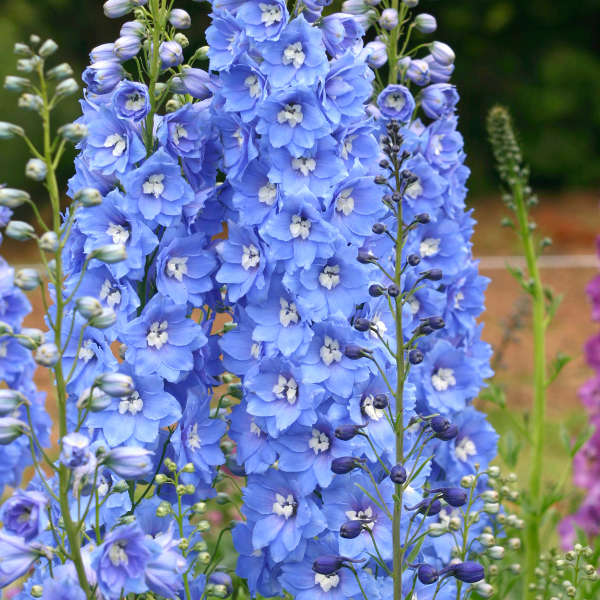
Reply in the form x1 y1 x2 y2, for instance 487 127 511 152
0 0 598 195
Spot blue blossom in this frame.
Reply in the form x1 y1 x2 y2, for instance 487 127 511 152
236 0 289 41
220 63 266 122
256 87 331 156
0 259 31 327
39 565 86 600
244 357 323 437
215 112 258 181
243 468 327 562
420 84 459 120
82 106 145 178
260 190 338 270
216 222 267 302
219 307 264 374
122 294 206 382
122 147 195 226
423 116 463 171
402 154 447 221
206 13 247 71
155 229 217 305
1 489 47 540
82 60 124 95
111 80 150 122
0 531 40 587
334 121 380 171
144 525 186 598
321 14 364 58
260 16 329 88
230 159 280 225
377 84 416 122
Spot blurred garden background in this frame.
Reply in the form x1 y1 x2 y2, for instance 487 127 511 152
0 0 598 533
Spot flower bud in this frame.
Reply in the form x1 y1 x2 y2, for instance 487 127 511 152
76 387 112 412
103 445 153 478
482 502 500 514
430 41 455 66
451 561 484 583
18 93 44 112
390 463 407 484
76 296 103 320
331 456 363 474
417 564 438 584
18 328 44 350
90 244 127 263
156 501 171 517
421 268 443 281
89 307 117 329
471 582 494 598
159 41 183 70
334 424 364 441
25 159 47 182
0 188 30 208
480 490 498 502
409 349 424 364
344 344 370 360
95 372 135 397
365 40 387 68
0 122 25 139
407 58 430 86
507 537 521 551
15 268 41 291
403 0 419 6
0 321 13 335
313 555 345 575
114 36 142 61
388 284 400 297
407 498 442 516
435 487 467 507
39 231 58 253
0 389 28 416
169 8 191 29
368 283 386 297
353 317 371 332
436 423 458 441
14 43 33 57
340 520 364 539
171 67 215 100
30 585 43 598
55 78 79 98
60 432 91 468
427 523 447 537
208 573 233 598
414 13 437 33
379 8 398 30
104 0 148 18
478 533 495 547
487 545 504 560
34 342 59 366
38 39 58 57
58 122 88 143
120 20 146 38
357 250 377 264
4 76 30 92
192 502 207 514
407 253 420 266
46 63 74 81
0 417 29 444
74 187 102 206
16 58 39 73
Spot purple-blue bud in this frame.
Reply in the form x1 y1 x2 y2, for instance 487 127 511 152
365 40 387 68
406 498 442 516
379 8 399 30
426 316 445 330
369 284 386 297
406 58 430 86
208 572 233 596
159 41 183 70
120 20 146 38
113 35 141 61
353 317 371 332
450 561 485 583
415 212 431 224
409 349 424 364
430 41 455 66
169 8 191 29
340 520 364 539
331 456 363 474
388 284 400 297
103 0 147 19
373 394 388 409
417 564 439 584
372 222 386 234
357 250 377 264
172 67 216 100
414 13 437 33
344 344 370 360
407 254 421 266
390 464 407 484
335 424 364 441
60 432 91 468
436 424 458 441
313 555 345 575
424 54 454 83
430 415 450 433
422 268 442 281
431 487 468 507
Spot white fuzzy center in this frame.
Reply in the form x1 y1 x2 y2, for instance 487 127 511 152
362 394 385 422
258 182 277 205
291 156 316 176
431 367 456 392
146 320 168 349
108 542 128 567
104 133 126 157
455 436 477 462
100 279 121 308
272 493 296 519
244 75 261 98
319 264 340 290
320 335 342 366
272 374 298 404
277 103 303 127
143 174 165 198
289 214 311 239
241 244 260 270
166 256 188 282
315 573 340 592
259 3 283 26
309 428 330 454
279 298 299 327
419 237 441 258
106 223 130 245
119 390 143 416
187 423 202 451
282 42 305 68
335 188 354 216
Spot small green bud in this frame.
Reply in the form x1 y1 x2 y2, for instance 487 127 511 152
176 484 186 496
14 43 33 57
46 63 74 80
18 93 44 112
480 490 498 503
0 188 30 208
58 122 88 143
119 514 136 525
156 501 171 517
222 321 237 333
178 538 189 551
510 563 521 575
197 520 210 532
482 502 499 514
164 458 177 472
0 122 25 140
173 33 189 48
507 537 521 551
585 564 596 575
39 231 59 252
192 502 207 514
192 540 208 552
565 551 576 562
112 479 129 493
487 465 500 478
38 39 58 57
74 187 102 206
181 462 195 473
4 75 30 92
460 475 475 488
55 78 79 98
31 585 43 598
184 484 196 495
155 473 169 485
487 545 505 560
216 492 231 505
198 551 211 564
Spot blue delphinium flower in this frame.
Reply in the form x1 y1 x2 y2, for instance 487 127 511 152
236 0 289 41
111 80 150 121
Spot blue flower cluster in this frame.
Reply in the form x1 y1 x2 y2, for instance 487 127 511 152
213 1 498 597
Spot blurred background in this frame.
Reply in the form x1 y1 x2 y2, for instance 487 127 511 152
0 0 598 528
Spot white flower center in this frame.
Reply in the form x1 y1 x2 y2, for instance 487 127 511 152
233 127 244 147
241 244 260 270
431 367 456 392
431 134 444 156
100 279 121 308
335 188 354 216
385 92 406 111
346 506 374 529
108 542 128 567
259 2 283 26
282 42 305 68
125 93 145 112
0 342 7 358
289 214 311 239
308 428 330 454
315 573 340 592
370 312 387 338
405 178 423 199
166 256 188 282
104 133 126 157
250 421 262 436
143 173 165 198
146 320 169 349
291 156 316 176
319 265 340 290
244 75 261 98
106 222 130 245
98 477 110 497
173 123 188 146
258 183 277 205
454 291 464 309
118 390 143 416
408 297 420 315
362 394 385 422
272 374 298 404
187 423 201 451
320 335 342 366
277 103 303 127
272 493 296 519
279 298 299 327
341 134 356 160
419 237 441 258
455 436 477 462
78 339 94 363
250 342 261 359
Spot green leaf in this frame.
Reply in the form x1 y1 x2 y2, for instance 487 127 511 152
498 429 521 468
405 534 426 564
545 351 571 387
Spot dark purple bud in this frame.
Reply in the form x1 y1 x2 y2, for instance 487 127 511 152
382 193 393 203
357 251 377 264
400 169 413 180
373 394 388 409
331 457 362 474
392 192 402 202
431 487 468 507
386 119 399 131
390 144 400 153
390 463 407 484
312 555 364 575
436 424 459 441
421 268 442 281
406 498 442 516
388 284 400 297
415 213 431 224
418 564 439 584
354 318 371 332
430 415 450 433
417 323 434 336
407 254 421 266
450 561 485 583
335 424 364 441
372 222 386 234
374 175 387 185
409 349 424 364
426 316 445 330
369 284 386 297
340 520 364 539
344 344 370 360
379 159 390 169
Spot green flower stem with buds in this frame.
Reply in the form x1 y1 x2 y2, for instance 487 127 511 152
487 106 548 600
